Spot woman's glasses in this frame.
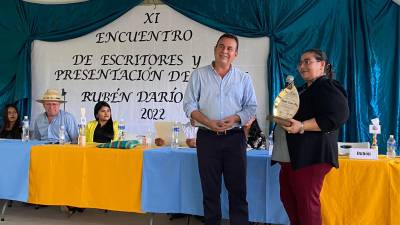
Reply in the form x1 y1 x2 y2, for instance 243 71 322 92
298 59 321 67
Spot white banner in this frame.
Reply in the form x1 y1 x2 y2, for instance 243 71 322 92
31 5 269 137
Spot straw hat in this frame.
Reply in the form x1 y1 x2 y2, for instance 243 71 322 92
36 89 66 103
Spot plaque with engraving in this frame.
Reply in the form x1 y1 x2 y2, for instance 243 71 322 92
267 76 299 126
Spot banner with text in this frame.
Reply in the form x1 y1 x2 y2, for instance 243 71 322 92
31 5 269 137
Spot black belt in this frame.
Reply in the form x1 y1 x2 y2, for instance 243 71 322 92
198 126 243 136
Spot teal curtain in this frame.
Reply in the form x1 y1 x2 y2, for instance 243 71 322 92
164 0 400 153
1 0 399 152
0 0 142 124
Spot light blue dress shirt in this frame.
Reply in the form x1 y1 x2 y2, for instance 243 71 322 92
183 63 257 128
33 110 79 143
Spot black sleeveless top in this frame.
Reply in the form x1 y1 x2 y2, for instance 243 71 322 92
0 125 22 139
93 123 114 143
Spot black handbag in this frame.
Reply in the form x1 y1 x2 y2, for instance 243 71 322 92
246 119 266 149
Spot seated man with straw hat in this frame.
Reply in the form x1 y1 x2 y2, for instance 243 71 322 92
33 89 79 143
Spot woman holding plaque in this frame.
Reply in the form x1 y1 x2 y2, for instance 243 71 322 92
277 49 349 225
86 101 119 143
0 104 22 139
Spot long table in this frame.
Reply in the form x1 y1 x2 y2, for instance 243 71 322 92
2 141 400 224
142 148 400 225
0 139 45 202
321 156 400 225
28 144 146 212
141 148 289 224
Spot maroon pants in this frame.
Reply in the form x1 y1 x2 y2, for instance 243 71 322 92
279 162 332 225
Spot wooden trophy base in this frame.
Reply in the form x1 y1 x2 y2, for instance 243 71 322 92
266 115 292 127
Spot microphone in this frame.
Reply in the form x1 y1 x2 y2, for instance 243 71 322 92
285 75 294 87
285 75 294 89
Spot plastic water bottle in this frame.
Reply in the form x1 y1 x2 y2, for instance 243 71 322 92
171 121 180 148
78 107 87 146
145 128 153 148
78 123 86 146
59 125 65 144
118 119 126 141
22 116 29 142
267 131 274 155
386 135 397 159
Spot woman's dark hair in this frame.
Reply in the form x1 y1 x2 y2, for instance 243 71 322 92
94 101 112 120
0 104 21 139
93 101 114 137
2 104 20 129
303 49 335 79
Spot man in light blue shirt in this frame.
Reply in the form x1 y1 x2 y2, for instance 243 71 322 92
33 89 78 143
183 34 257 225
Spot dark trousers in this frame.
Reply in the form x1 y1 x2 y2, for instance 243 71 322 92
279 162 332 225
196 129 249 225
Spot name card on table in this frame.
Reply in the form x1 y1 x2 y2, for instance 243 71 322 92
349 148 378 160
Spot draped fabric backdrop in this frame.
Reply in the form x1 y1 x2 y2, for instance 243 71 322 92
0 0 399 153
0 0 142 122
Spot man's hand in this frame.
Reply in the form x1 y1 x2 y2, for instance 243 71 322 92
186 138 196 148
244 116 256 127
208 120 228 132
221 115 241 130
155 138 165 146
243 116 256 137
191 111 226 131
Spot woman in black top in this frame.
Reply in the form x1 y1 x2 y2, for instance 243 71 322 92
279 49 349 225
0 104 22 139
86 101 118 143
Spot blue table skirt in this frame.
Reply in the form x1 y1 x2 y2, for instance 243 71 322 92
142 148 289 224
0 139 45 202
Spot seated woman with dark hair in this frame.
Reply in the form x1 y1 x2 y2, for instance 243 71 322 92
86 101 119 143
0 104 22 139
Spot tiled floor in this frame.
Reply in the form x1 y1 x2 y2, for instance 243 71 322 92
1 201 279 225
0 202 204 225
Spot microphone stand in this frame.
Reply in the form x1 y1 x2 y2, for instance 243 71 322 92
61 88 67 112
60 88 67 142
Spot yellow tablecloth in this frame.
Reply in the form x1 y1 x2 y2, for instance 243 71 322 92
28 144 145 212
321 156 400 225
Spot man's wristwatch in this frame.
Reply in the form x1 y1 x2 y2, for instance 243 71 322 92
299 122 305 134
